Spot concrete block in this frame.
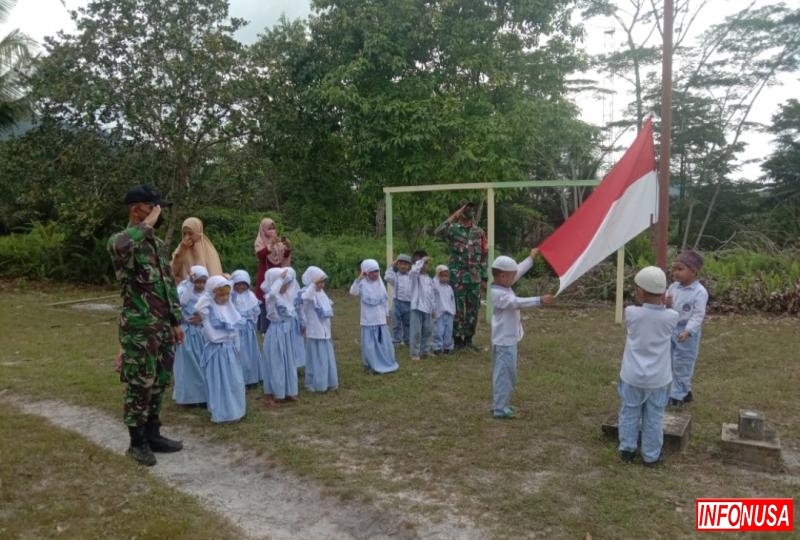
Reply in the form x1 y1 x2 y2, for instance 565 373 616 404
720 423 782 472
738 409 765 440
601 411 692 453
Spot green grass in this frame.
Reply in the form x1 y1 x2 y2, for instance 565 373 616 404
1 279 798 538
0 405 240 539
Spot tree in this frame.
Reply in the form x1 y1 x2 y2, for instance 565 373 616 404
0 0 35 131
761 99 800 242
30 0 251 240
274 0 593 241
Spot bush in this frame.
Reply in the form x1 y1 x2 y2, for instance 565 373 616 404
0 222 67 280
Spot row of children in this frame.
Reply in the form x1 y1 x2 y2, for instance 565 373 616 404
382 251 456 359
172 265 339 422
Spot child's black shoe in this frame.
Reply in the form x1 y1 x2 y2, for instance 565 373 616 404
668 398 683 407
683 391 693 403
619 450 637 463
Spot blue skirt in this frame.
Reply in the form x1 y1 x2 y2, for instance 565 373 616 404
203 341 246 423
261 319 299 399
238 320 262 385
304 338 339 392
172 324 207 405
292 318 306 369
360 325 399 374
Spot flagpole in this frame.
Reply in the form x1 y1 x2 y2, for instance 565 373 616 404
657 0 674 270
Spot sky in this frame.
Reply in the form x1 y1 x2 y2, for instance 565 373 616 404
2 0 795 181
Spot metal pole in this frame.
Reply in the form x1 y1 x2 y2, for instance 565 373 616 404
486 187 495 322
615 247 625 324
657 0 674 270
385 192 394 308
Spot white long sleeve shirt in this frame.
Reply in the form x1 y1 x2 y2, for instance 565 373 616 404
666 280 708 335
490 256 541 346
433 280 456 316
349 277 389 326
409 260 435 314
301 286 333 339
384 267 412 302
620 304 679 388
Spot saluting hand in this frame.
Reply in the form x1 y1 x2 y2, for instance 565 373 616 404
143 205 162 228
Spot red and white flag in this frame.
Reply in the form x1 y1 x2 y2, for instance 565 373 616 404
538 119 658 294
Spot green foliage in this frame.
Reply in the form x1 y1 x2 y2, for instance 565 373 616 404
0 222 66 280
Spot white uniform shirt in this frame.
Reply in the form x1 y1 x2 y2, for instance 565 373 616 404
385 267 412 302
349 277 389 326
433 280 456 316
666 280 708 335
620 304 679 388
301 286 333 339
195 295 242 345
409 259 435 314
490 256 541 346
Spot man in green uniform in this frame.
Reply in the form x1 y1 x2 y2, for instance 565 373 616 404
108 185 185 466
434 201 488 350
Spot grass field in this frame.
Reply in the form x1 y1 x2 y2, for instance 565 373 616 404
1 279 798 538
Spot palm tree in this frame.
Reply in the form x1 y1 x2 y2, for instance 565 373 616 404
0 0 35 131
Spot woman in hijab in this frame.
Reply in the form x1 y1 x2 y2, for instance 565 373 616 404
171 217 223 282
254 218 292 332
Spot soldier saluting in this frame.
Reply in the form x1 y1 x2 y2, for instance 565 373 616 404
434 200 488 351
108 185 185 466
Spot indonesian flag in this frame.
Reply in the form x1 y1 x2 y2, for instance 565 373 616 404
538 119 658 294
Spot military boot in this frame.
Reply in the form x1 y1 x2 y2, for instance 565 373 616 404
145 415 184 453
127 426 157 466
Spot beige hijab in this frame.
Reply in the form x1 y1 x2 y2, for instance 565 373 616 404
171 217 223 282
254 217 291 267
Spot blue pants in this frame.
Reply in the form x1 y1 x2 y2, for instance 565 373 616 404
433 312 454 352
618 380 669 463
392 300 411 344
409 309 433 358
492 344 517 414
670 327 701 400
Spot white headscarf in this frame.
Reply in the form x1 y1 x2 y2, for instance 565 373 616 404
358 259 387 303
302 266 327 286
230 269 258 312
190 265 209 280
301 266 333 317
435 264 449 275
195 275 241 328
230 269 251 286
361 259 380 273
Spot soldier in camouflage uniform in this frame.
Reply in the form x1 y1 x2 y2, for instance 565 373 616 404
434 201 488 350
108 185 185 466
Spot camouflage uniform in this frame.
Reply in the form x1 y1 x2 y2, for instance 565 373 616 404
434 220 488 344
108 223 182 428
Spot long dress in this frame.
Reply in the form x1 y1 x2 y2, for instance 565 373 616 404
196 294 246 423
232 289 262 385
349 276 399 374
172 283 208 404
300 284 339 392
260 272 299 399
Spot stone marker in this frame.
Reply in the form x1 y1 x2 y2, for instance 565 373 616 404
720 410 782 472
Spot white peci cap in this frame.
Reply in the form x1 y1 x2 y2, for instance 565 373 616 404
491 255 518 272
634 266 667 294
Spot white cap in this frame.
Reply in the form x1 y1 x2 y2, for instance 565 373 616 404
634 266 667 294
190 265 209 280
435 264 449 274
492 255 518 272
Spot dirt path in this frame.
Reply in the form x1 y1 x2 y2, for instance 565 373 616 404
4 396 484 540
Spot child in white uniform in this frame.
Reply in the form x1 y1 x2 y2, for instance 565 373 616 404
490 250 554 419
349 259 399 374
432 264 455 355
409 255 435 361
172 265 208 405
230 269 262 387
618 266 679 466
195 276 246 423
384 254 413 345
300 266 339 392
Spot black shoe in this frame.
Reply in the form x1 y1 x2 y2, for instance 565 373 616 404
145 416 183 453
464 338 480 351
127 426 157 466
619 450 637 463
668 398 683 408
643 453 665 467
683 391 693 403
453 337 465 351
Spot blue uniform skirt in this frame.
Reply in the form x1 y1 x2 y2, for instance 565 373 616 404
360 325 399 374
304 338 339 392
238 320 262 385
292 318 306 369
202 340 245 423
172 323 207 405
261 319 299 399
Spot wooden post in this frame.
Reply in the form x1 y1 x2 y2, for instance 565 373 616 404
385 192 394 308
486 186 495 322
656 0 674 270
